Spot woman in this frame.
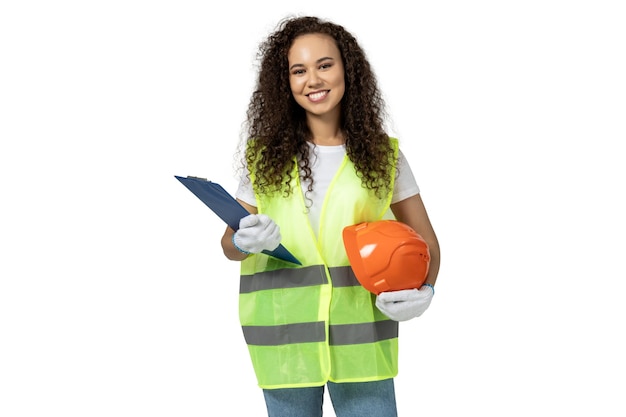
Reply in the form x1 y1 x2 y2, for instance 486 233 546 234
221 15 440 417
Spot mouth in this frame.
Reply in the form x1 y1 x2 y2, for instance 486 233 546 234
307 90 329 102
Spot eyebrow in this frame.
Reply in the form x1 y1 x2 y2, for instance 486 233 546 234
289 56 334 71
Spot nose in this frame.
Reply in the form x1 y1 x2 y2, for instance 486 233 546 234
307 70 322 88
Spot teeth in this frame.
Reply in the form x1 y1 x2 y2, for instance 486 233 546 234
309 91 327 101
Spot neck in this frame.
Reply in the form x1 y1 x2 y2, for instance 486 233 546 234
307 116 344 146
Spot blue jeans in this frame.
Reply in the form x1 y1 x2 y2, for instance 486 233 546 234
262 379 398 417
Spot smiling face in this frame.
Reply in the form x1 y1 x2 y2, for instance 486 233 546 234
288 33 345 122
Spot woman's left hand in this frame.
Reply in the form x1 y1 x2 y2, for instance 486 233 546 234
375 285 435 321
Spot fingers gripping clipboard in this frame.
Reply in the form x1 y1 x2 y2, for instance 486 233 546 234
175 175 301 265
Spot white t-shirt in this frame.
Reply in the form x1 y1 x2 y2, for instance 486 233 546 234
236 142 420 235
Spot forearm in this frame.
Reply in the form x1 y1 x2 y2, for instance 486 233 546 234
423 236 440 287
221 198 258 261
391 194 440 287
221 227 249 261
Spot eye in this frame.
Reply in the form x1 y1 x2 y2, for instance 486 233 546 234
319 63 332 70
291 68 305 75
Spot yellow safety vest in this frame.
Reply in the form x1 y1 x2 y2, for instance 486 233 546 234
239 138 399 389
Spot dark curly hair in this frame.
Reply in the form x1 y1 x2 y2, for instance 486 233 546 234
240 15 395 199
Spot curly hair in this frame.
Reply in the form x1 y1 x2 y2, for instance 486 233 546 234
240 15 395 199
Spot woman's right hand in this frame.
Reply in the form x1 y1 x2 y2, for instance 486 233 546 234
232 214 281 254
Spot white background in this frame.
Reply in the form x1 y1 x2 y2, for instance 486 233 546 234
1 1 625 416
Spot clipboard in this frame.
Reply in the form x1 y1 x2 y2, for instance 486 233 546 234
175 175 301 265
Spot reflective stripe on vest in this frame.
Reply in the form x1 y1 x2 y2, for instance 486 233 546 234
239 265 328 293
240 138 400 389
242 319 398 346
330 320 398 345
242 321 326 346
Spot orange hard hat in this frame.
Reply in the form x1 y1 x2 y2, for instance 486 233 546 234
342 220 430 295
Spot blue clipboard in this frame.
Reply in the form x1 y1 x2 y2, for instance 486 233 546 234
175 175 301 265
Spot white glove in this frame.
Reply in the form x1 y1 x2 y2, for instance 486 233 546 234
233 214 281 254
375 285 434 321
